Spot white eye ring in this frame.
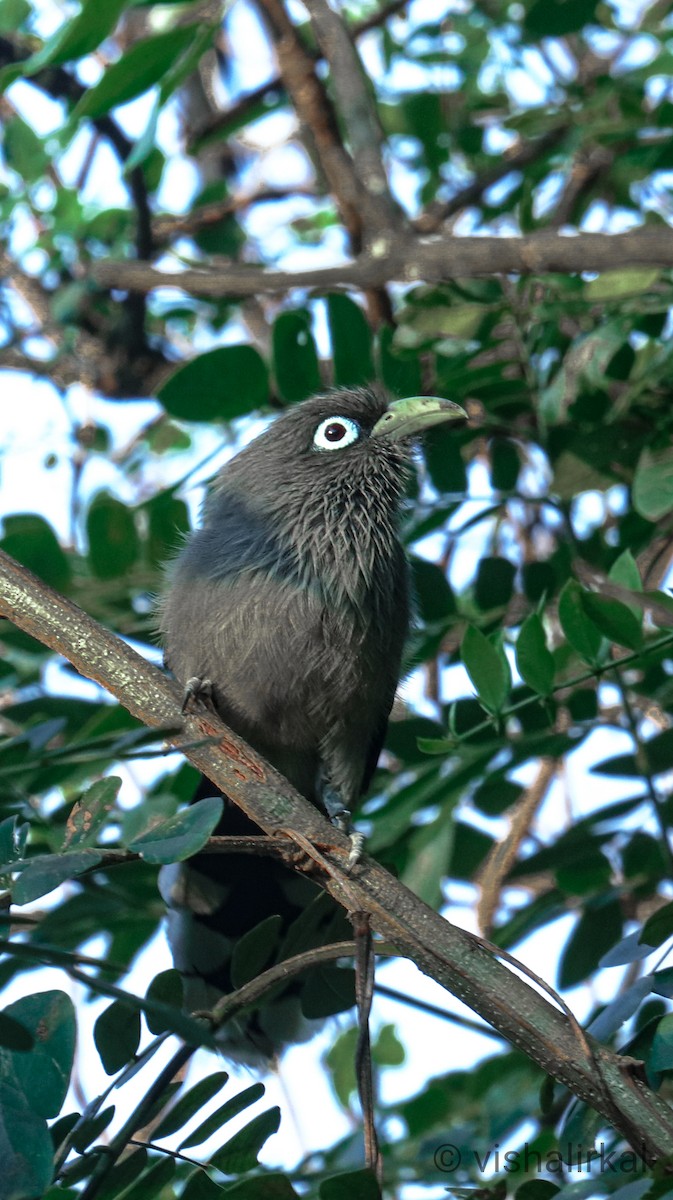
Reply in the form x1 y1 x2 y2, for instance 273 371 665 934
312 416 361 452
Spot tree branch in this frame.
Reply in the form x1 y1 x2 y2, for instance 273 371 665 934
2 546 673 1158
303 0 401 243
256 0 366 248
415 125 570 233
92 228 673 299
191 0 410 151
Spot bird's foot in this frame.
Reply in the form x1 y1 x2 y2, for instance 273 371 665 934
181 676 213 713
347 831 365 870
322 788 364 871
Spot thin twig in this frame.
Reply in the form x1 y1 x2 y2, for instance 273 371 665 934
352 911 381 1181
613 663 673 877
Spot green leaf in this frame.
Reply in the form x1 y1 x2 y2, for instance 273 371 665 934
94 1001 141 1075
372 1023 405 1067
608 550 642 617
206 1177 296 1199
67 27 199 127
0 817 28 868
409 557 455 623
209 1106 280 1172
326 294 374 387
3 116 48 182
557 580 603 665
320 1169 383 1200
652 967 673 999
516 614 555 696
422 425 467 494
514 1185 559 1200
461 625 511 714
123 94 161 174
581 593 642 652
584 269 660 302
300 964 355 1019
402 813 454 907
69 1107 115 1153
146 491 190 567
0 0 30 33
86 494 140 580
0 991 76 1118
633 444 673 520
586 977 653 1043
558 899 623 989
592 724 673 782
378 325 422 396
88 1149 147 1198
114 1157 176 1200
64 776 121 849
525 0 599 38
12 850 102 904
650 1013 673 1071
272 310 321 403
474 556 516 611
324 1025 358 1108
182 1172 233 1200
158 346 268 422
180 1082 265 1150
0 0 130 90
490 438 521 491
128 795 223 863
640 901 673 949
0 514 71 592
600 931 655 967
152 1072 229 1140
0 1014 33 1052
145 969 185 1035
231 915 283 988
0 1082 54 1200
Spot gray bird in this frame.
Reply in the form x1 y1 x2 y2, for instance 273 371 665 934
159 385 466 1060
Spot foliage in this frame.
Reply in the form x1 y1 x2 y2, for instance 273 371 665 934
2 0 673 1196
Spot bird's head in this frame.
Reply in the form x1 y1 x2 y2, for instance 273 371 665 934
202 386 467 598
220 386 467 500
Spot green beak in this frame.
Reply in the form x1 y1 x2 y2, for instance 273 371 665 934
371 395 467 441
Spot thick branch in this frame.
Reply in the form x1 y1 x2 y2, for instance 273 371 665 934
92 228 673 298
256 0 366 247
192 0 410 151
2 547 673 1158
303 0 401 242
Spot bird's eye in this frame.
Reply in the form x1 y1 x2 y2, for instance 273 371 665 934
312 416 361 451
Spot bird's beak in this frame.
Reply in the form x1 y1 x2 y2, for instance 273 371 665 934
370 396 468 442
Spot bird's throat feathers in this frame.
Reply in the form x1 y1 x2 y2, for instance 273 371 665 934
287 452 410 611
207 447 410 618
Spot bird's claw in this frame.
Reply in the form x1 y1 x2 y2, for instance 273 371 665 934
320 786 364 869
347 831 365 871
181 676 213 712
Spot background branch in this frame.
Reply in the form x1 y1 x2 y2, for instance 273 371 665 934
92 228 673 298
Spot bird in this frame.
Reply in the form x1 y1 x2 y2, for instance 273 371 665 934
158 384 466 1061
